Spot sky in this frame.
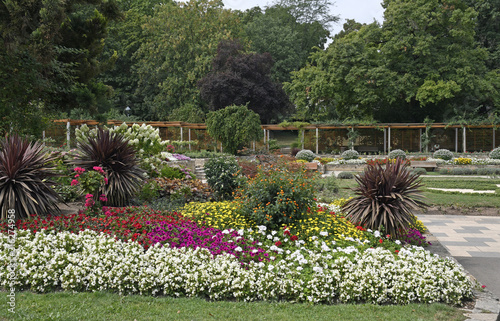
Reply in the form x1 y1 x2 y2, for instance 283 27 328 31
223 0 386 36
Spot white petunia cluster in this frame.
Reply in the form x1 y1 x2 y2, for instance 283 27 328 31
0 230 473 305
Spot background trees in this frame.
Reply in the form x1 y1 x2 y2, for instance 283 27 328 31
133 0 242 121
0 0 120 135
285 0 500 123
198 39 293 123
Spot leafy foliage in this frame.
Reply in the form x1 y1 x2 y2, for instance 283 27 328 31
134 0 241 120
337 172 355 179
295 149 316 162
73 128 145 206
433 149 454 161
341 150 359 160
198 39 293 123
342 159 428 237
388 149 406 160
238 163 317 230
490 147 500 159
204 156 241 201
0 135 61 220
206 104 263 155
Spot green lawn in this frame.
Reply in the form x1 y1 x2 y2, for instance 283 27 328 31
0 291 466 321
322 175 500 208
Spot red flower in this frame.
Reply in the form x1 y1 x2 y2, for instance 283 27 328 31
283 230 291 236
355 226 365 231
395 250 399 254
290 235 298 241
379 239 383 243
275 241 282 247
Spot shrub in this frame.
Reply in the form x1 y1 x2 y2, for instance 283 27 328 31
342 159 428 237
154 178 213 204
337 172 354 179
476 167 500 175
238 164 317 230
412 168 427 175
314 176 339 202
73 128 145 207
438 168 453 175
135 180 161 204
451 167 474 175
433 149 454 160
0 135 61 220
341 149 359 160
206 105 263 155
204 156 241 200
295 149 316 162
490 147 500 159
388 149 406 160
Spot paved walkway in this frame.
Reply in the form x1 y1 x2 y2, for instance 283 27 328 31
417 214 500 320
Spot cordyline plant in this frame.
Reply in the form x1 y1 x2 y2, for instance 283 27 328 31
73 128 145 207
0 135 61 220
342 159 427 237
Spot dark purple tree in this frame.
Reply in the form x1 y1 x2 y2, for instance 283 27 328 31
198 39 293 124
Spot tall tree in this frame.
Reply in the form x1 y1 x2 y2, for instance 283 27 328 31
198 39 293 123
0 0 120 134
134 0 242 120
285 0 500 122
98 0 166 120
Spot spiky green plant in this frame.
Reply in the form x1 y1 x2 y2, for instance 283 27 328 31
342 159 427 237
0 135 61 220
73 128 145 207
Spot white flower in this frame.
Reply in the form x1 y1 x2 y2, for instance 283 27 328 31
258 226 267 231
319 231 328 237
234 247 242 252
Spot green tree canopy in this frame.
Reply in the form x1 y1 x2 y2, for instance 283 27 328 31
285 0 500 122
0 0 120 135
206 104 263 155
134 0 242 121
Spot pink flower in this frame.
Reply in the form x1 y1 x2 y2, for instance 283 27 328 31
70 179 79 186
99 194 107 202
85 199 95 207
85 194 93 199
104 177 108 185
74 174 79 178
93 166 105 174
74 167 85 174
102 206 108 212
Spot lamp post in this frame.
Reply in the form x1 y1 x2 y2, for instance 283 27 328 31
124 106 131 117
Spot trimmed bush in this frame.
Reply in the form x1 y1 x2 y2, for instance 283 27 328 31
412 168 427 175
433 149 454 160
341 149 359 160
388 149 406 160
490 147 500 159
204 156 241 201
337 172 355 179
295 149 316 162
439 168 453 175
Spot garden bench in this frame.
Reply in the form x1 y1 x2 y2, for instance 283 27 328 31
410 161 437 171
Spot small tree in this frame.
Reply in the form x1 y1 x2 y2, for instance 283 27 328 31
206 105 263 155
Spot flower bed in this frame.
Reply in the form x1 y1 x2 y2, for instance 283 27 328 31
0 229 472 304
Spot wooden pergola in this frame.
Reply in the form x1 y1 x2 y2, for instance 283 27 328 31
51 120 499 153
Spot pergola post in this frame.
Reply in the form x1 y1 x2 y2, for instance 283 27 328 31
66 121 71 148
463 127 466 152
180 127 183 142
383 128 387 154
419 128 422 152
493 127 496 150
388 126 391 153
188 128 191 151
455 128 458 153
301 130 304 150
315 128 319 154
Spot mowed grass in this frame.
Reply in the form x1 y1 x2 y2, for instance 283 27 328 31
324 175 500 208
0 291 466 321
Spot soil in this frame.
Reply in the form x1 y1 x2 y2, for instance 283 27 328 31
417 206 500 216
